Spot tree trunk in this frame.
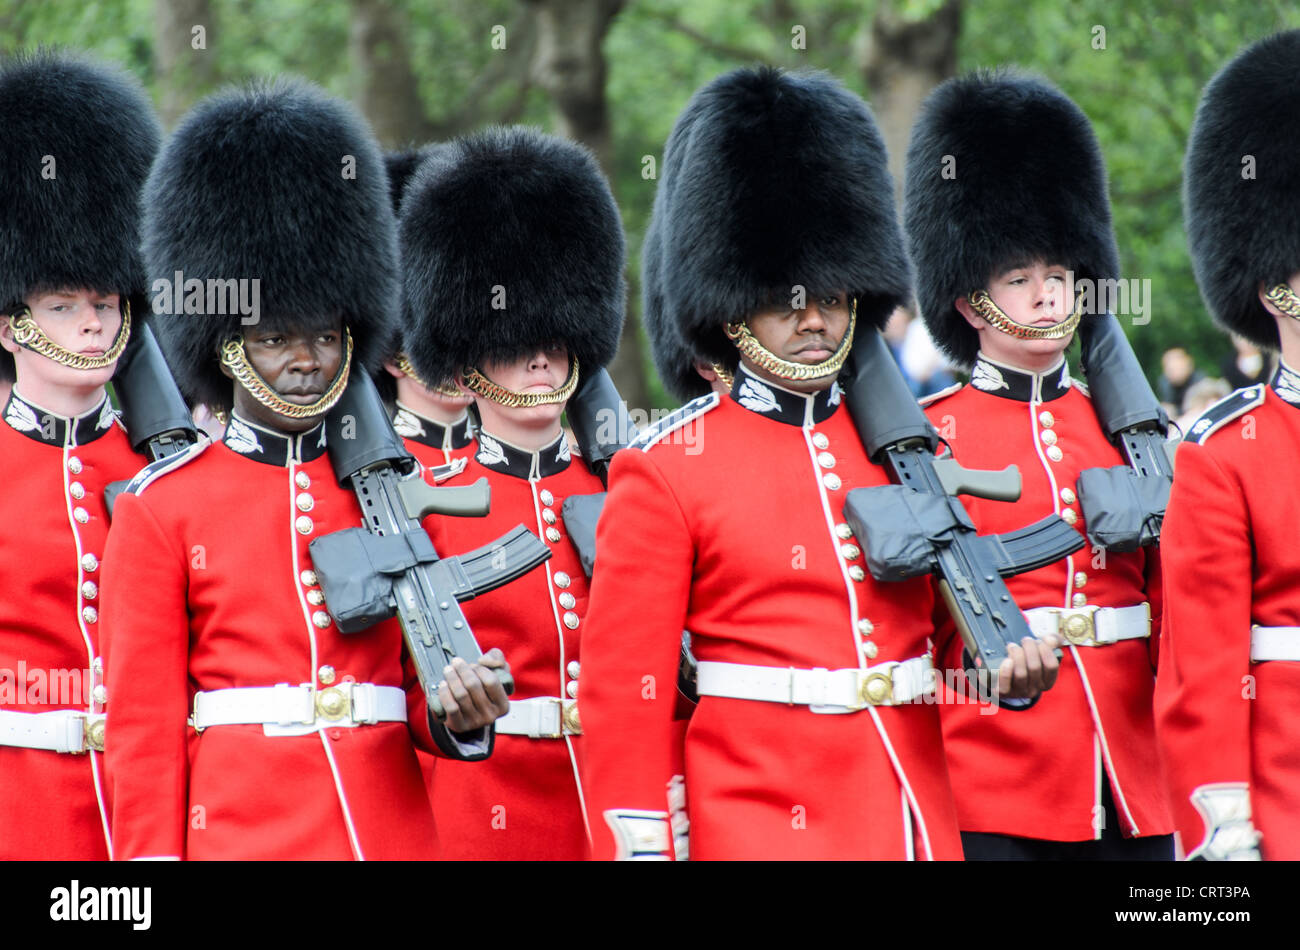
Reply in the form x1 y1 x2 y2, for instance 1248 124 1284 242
348 0 434 148
153 0 218 127
528 0 652 411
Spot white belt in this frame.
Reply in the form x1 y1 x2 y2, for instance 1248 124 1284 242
695 656 936 713
191 683 406 733
1024 603 1151 647
493 697 582 738
0 709 105 754
1251 626 1300 662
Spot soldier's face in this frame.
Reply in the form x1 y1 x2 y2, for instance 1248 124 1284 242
471 344 569 436
742 291 850 393
962 261 1074 370
386 360 474 423
1 288 123 395
231 320 344 433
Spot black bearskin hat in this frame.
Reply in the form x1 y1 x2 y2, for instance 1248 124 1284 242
648 66 911 376
0 50 161 381
1185 30 1300 350
143 77 397 414
385 147 425 216
904 70 1119 368
642 214 711 402
400 126 625 386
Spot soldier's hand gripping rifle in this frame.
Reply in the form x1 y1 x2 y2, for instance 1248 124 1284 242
307 371 551 758
562 368 702 704
1075 311 1176 551
105 322 202 514
840 329 1085 697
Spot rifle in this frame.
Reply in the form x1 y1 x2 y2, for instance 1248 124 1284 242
105 323 202 514
308 371 551 758
840 329 1086 696
1075 311 1176 551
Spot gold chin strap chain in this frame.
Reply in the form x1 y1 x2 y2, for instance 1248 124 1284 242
710 362 735 387
395 352 465 398
462 353 581 409
967 289 1083 340
1265 284 1300 320
8 299 133 370
724 300 857 382
220 328 354 420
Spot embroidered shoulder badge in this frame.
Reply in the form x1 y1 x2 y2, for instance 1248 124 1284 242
628 393 720 453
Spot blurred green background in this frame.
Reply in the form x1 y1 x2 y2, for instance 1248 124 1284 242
2 0 1296 410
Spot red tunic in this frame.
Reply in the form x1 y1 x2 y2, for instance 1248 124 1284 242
424 429 601 859
1155 370 1300 859
580 368 963 860
102 413 482 860
922 356 1170 842
0 391 146 859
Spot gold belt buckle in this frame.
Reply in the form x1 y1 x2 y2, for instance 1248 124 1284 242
858 667 896 707
82 713 106 753
315 685 351 722
1058 606 1099 645
561 699 582 735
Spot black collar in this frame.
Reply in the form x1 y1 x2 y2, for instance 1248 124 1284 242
2 390 118 446
392 402 476 452
222 412 329 466
1271 359 1300 409
968 354 1072 403
728 364 841 427
474 430 572 480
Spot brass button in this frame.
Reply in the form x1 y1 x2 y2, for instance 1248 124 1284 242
81 581 98 600
315 686 348 721
307 589 326 606
318 665 336 685
92 684 108 704
1046 446 1063 463
81 553 99 572
835 523 853 540
295 471 311 489
1060 487 1077 505
82 606 98 624
817 452 836 469
862 641 879 660
566 660 581 679
566 680 579 698
561 700 582 734
1074 571 1088 589
812 432 830 450
542 508 557 525
1061 508 1078 526
296 493 315 512
67 456 83 474
841 544 861 561
1040 430 1058 446
848 565 866 582
553 571 571 589
73 507 89 524
69 481 85 499
546 527 562 543
823 474 842 491
539 489 554 507
86 718 106 752
295 515 314 535
312 610 332 628
300 569 318 587
558 592 576 609
563 611 580 630
1072 592 1088 608
1038 410 1055 428
857 618 874 636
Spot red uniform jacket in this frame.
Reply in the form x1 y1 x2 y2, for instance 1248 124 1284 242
923 356 1168 842
0 391 146 859
424 429 601 859
580 367 963 860
102 413 486 860
1155 366 1300 859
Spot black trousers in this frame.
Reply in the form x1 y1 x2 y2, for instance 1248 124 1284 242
960 778 1174 861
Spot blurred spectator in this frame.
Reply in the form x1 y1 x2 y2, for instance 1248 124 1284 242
888 306 957 398
1176 376 1231 434
1158 346 1203 414
1220 334 1273 390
